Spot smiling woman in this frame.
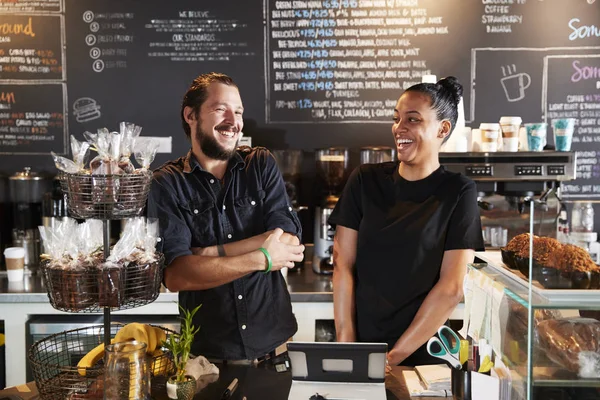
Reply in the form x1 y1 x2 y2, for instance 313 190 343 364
329 76 484 367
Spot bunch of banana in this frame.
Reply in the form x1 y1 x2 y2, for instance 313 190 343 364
114 322 167 354
77 323 169 376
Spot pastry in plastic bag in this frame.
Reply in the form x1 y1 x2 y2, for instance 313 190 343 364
537 318 600 373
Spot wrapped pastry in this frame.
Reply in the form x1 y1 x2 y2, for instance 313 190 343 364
71 135 90 170
118 121 142 173
536 318 600 374
133 137 160 170
98 261 124 308
39 219 102 311
110 218 161 303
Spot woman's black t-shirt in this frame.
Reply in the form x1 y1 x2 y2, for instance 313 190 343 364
329 162 484 363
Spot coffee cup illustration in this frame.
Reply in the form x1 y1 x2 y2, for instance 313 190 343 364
500 65 531 102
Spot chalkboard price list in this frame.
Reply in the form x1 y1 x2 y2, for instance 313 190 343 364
267 0 449 122
0 15 63 80
546 55 600 198
0 84 65 154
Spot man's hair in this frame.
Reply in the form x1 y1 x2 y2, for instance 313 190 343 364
180 72 238 140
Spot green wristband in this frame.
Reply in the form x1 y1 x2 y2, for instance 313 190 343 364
258 247 272 273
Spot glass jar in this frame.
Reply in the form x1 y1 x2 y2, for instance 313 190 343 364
572 202 595 233
104 341 150 400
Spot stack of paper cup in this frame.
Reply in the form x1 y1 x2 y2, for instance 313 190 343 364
4 247 25 281
479 123 500 152
499 116 522 152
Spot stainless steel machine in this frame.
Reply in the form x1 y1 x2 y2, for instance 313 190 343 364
439 151 577 246
313 147 349 274
8 167 52 274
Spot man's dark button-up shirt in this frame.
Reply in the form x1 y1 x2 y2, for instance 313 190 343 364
148 147 301 360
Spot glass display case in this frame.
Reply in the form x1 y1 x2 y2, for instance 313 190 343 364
465 199 600 400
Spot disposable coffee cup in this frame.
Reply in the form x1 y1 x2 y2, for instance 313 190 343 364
479 123 500 152
518 127 528 151
524 123 547 152
499 116 522 152
4 247 25 282
552 118 575 151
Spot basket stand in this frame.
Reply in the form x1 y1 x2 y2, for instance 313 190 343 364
102 220 111 346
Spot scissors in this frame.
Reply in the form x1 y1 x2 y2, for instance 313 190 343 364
426 326 462 369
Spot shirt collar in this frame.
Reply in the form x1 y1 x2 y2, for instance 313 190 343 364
183 149 246 174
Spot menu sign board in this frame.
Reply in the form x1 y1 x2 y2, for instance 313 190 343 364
0 14 64 80
545 55 600 199
0 83 66 155
265 0 449 123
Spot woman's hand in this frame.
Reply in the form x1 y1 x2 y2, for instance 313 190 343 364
386 348 407 368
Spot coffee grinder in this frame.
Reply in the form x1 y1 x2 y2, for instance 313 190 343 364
272 149 304 210
9 167 52 274
313 147 349 274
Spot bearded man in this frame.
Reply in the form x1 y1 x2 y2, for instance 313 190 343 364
148 72 304 363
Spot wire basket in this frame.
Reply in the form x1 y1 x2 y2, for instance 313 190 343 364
28 324 176 400
40 254 165 313
61 171 152 219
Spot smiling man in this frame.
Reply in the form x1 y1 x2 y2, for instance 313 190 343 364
147 72 304 363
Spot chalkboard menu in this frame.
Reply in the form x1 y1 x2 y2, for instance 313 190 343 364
0 0 598 186
546 54 600 199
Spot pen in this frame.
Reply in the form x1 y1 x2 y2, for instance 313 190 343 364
221 378 239 400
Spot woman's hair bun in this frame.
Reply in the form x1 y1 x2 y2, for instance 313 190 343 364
437 76 463 106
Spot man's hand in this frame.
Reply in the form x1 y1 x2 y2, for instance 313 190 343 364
279 232 300 246
261 228 304 271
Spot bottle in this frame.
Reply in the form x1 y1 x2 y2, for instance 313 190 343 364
572 202 594 233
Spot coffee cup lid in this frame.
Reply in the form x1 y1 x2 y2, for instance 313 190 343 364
4 247 25 259
479 123 500 130
499 116 522 125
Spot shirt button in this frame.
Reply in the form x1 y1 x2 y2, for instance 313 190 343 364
251 200 256 206
157 237 162 242
288 206 293 211
227 233 232 239
223 205 226 210
241 324 247 330
238 295 243 300
209 179 215 184
193 209 199 214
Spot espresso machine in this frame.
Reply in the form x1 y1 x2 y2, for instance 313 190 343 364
360 146 395 164
439 151 577 245
9 167 52 274
313 147 349 274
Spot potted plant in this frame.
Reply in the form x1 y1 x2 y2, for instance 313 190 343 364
163 303 202 400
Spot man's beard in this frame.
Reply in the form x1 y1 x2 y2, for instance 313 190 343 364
195 122 238 161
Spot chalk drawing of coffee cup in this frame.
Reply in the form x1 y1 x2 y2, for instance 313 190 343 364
500 65 531 102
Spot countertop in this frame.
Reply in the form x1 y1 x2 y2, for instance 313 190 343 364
0 365 442 400
0 262 334 303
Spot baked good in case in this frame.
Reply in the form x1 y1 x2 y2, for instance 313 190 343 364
537 318 600 373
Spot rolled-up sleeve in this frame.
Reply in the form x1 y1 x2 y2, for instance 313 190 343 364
257 149 302 239
147 172 193 266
